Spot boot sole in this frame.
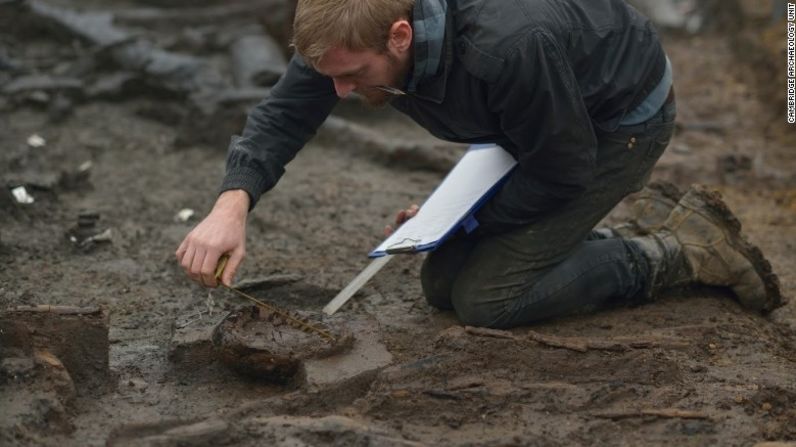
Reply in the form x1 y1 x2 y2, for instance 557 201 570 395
681 185 785 313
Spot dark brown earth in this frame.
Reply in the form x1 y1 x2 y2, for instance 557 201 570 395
1 1 795 446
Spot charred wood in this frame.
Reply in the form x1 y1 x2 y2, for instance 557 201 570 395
2 75 84 100
113 1 287 29
25 0 226 96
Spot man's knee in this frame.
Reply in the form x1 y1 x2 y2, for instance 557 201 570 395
450 278 506 328
420 252 454 310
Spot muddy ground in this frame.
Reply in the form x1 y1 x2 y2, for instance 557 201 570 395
2 1 796 446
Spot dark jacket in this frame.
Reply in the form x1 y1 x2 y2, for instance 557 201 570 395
221 0 666 234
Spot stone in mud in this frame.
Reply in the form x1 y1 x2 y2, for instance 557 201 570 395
302 318 392 389
212 306 354 382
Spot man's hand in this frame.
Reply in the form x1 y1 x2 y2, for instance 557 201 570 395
176 189 250 288
384 204 419 236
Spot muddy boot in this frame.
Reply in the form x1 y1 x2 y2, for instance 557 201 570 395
594 181 684 239
660 185 784 312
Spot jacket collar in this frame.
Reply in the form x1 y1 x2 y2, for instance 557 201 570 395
404 0 452 104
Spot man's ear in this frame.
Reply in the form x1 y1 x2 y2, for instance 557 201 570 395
387 19 413 54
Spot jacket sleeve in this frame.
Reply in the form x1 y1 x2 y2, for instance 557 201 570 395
220 54 338 209
474 29 597 235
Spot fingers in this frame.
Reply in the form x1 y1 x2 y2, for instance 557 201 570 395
386 204 420 237
180 245 197 280
175 238 188 263
189 247 206 285
394 209 407 227
175 206 248 288
221 249 245 287
199 250 220 288
393 204 420 227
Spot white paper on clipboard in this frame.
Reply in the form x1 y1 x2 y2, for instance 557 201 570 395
370 144 517 257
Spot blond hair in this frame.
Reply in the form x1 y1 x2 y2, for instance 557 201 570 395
293 0 415 68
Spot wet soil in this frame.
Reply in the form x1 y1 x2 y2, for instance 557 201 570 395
2 9 796 447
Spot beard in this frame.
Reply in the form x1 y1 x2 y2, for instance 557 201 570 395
357 52 410 108
358 89 393 108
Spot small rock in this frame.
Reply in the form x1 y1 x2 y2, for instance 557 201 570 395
10 186 34 204
26 134 46 148
174 208 195 222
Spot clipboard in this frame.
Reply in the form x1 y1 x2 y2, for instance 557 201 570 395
369 143 517 258
323 143 517 316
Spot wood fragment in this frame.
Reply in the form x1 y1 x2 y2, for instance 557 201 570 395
464 326 519 340
26 0 226 95
463 326 689 353
526 330 589 352
592 408 711 420
8 305 102 315
112 1 286 28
